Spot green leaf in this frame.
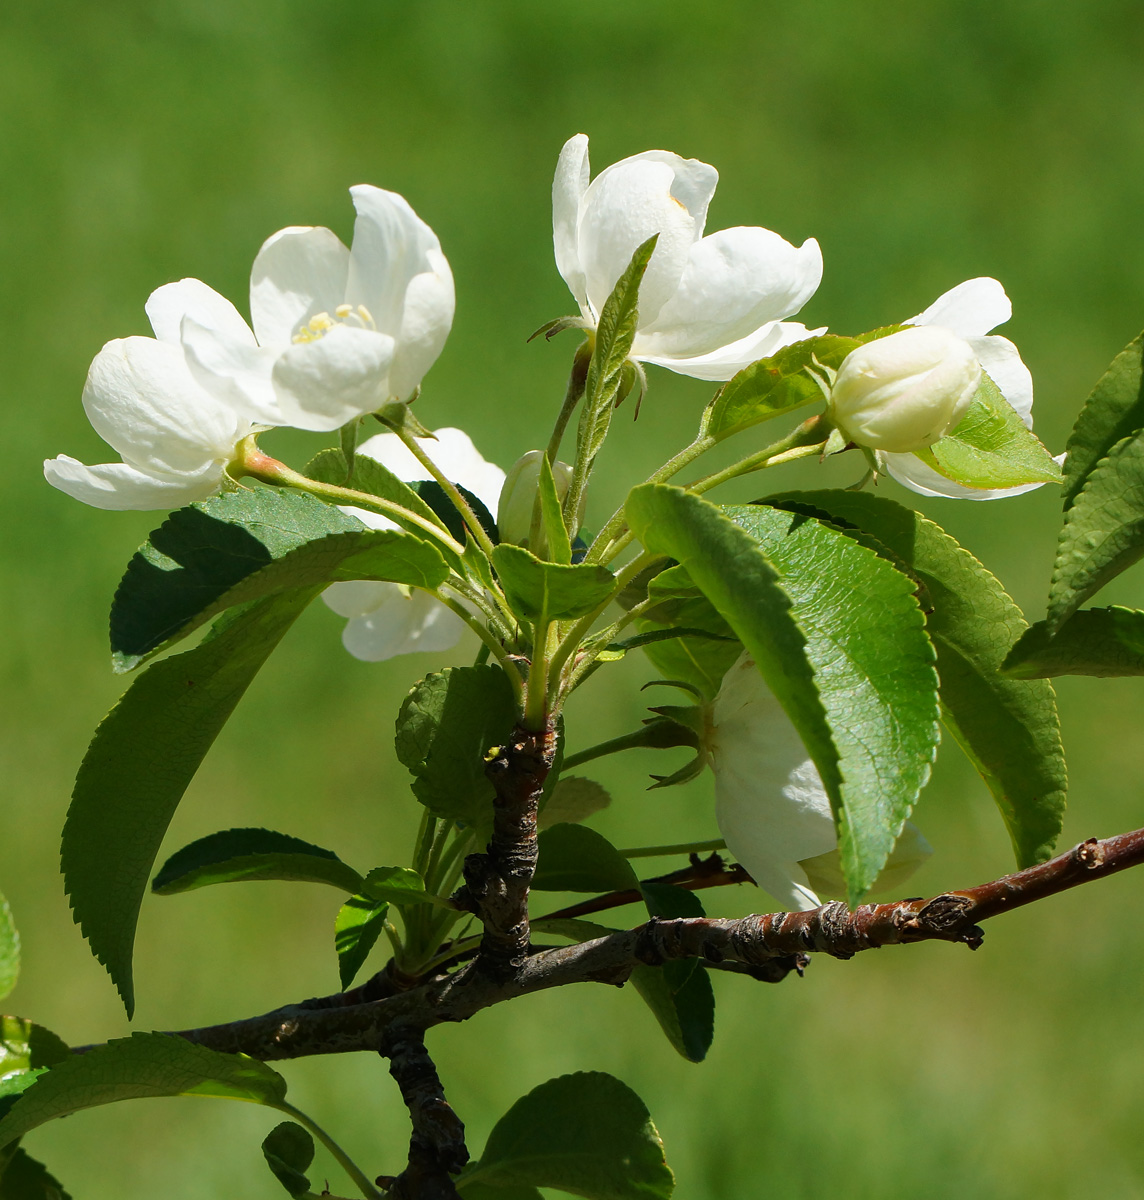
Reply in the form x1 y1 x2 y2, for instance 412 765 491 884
537 454 572 565
768 489 1066 868
110 487 449 672
0 894 18 1004
461 1072 674 1200
532 825 638 893
0 1018 71 1122
394 666 519 835
306 447 448 535
63 589 317 1016
627 485 939 902
915 373 1063 490
362 866 431 905
491 544 616 622
411 481 500 549
262 1121 315 1198
334 896 389 989
0 1145 72 1200
537 777 612 830
151 829 365 896
0 1033 289 1149
1005 607 1144 678
458 1183 544 1200
1062 331 1144 508
1047 430 1144 632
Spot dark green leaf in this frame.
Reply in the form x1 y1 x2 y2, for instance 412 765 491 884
457 1183 544 1200
362 866 430 905
412 481 499 548
1006 607 1144 678
111 488 449 672
0 1145 72 1200
461 1072 674 1200
335 896 389 989
262 1121 315 1197
394 666 519 835
768 489 1066 868
0 894 17 1004
305 447 447 534
491 544 616 622
537 777 611 830
152 828 365 896
64 589 316 1016
1062 331 1144 508
533 825 638 893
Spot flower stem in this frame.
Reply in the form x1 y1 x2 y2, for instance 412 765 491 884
434 592 524 702
684 418 827 495
616 838 726 859
524 618 550 730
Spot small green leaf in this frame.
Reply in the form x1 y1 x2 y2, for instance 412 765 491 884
461 1072 674 1200
395 666 519 836
152 829 365 896
0 1033 288 1149
362 866 430 905
64 589 317 1016
491 544 616 622
537 777 611 830
532 825 638 893
0 1145 73 1199
335 896 389 989
537 454 572 565
1062 331 1144 508
915 373 1063 491
1005 607 1144 678
0 894 18 1004
262 1120 316 1197
1047 430 1144 632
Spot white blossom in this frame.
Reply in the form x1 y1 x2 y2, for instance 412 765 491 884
553 134 824 382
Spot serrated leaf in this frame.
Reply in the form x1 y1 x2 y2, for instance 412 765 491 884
394 666 519 836
64 589 317 1016
768 490 1066 868
915 373 1062 490
0 1033 288 1149
1047 430 1144 632
262 1120 315 1197
1062 331 1144 508
1005 607 1144 678
151 828 365 896
461 1072 674 1200
491 544 616 622
334 896 389 989
537 777 611 830
110 488 449 672
0 1145 72 1200
532 825 638 893
0 895 18 1004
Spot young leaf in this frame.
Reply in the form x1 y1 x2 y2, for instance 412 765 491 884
151 829 365 896
491 544 616 622
362 866 431 905
1005 607 1144 678
915 373 1063 490
395 666 518 836
537 454 572 565
110 488 450 671
63 589 318 1016
537 777 612 830
532 825 639 893
334 896 389 989
1047 430 1144 631
0 893 18 1004
0 1145 73 1200
768 490 1067 868
262 1120 316 1198
460 1072 674 1200
1062 331 1144 508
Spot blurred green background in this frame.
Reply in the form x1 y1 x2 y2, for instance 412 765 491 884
5 1 1144 1195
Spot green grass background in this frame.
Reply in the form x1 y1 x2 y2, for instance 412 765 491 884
5 1 1144 1195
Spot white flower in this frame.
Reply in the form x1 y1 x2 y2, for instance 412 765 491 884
43 282 260 511
176 185 454 434
553 134 824 382
323 427 505 662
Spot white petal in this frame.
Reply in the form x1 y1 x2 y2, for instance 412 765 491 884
182 316 283 426
146 279 256 348
970 334 1034 425
637 229 823 358
339 589 465 661
338 504 400 532
82 337 244 475
636 321 826 382
908 277 1011 338
616 149 719 230
271 325 395 433
881 450 1057 500
388 247 455 400
44 455 222 511
553 133 591 312
322 579 398 619
357 426 506 513
250 226 350 346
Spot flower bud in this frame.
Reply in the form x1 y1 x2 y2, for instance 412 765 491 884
496 450 578 555
829 326 982 454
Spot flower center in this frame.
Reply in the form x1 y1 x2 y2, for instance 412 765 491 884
292 303 376 344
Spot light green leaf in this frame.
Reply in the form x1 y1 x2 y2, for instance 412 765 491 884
1005 607 1144 678
461 1072 674 1200
769 490 1066 868
0 894 18 1004
395 666 519 836
1062 331 1144 508
0 1018 71 1121
1047 430 1144 632
262 1120 316 1198
537 777 612 831
915 373 1063 491
151 829 365 896
0 1033 288 1149
110 488 450 672
63 589 317 1016
532 825 638 893
491 544 616 622
0 1145 72 1199
538 454 572 565
362 866 431 905
335 896 389 989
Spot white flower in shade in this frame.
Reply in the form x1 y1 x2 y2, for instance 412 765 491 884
43 282 261 510
323 427 505 662
175 185 454 434
553 134 824 382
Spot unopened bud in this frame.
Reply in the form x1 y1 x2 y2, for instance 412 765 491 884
829 326 982 454
496 450 577 555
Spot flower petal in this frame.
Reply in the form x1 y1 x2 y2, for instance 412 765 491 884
637 229 823 359
250 226 350 346
146 278 256 348
908 277 1012 338
181 316 283 426
338 588 466 661
970 334 1034 425
322 579 397 619
356 426 506 513
44 455 222 511
881 449 1060 500
271 325 395 433
388 247 455 400
553 133 591 312
636 320 826 382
